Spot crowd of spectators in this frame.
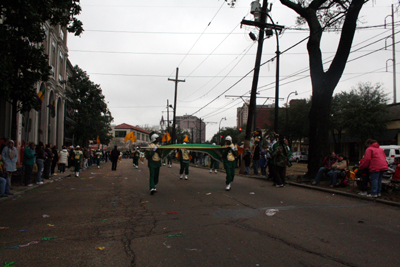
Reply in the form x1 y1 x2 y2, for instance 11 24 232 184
0 137 111 196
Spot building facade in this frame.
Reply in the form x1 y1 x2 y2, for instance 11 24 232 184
175 115 206 143
237 103 274 129
109 123 150 151
0 22 71 150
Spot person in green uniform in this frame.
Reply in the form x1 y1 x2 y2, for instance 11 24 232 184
132 147 140 169
209 143 219 173
222 136 238 191
178 143 190 180
74 146 83 177
167 153 173 168
147 132 162 195
95 149 102 169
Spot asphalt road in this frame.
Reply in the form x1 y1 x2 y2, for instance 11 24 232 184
1 159 399 267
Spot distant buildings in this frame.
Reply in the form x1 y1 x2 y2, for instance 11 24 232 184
237 103 274 129
108 123 150 151
175 115 206 143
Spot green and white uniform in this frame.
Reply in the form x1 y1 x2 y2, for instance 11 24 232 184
74 149 83 176
222 144 238 185
178 149 190 178
147 143 161 191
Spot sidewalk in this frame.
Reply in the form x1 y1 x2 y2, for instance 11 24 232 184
190 161 400 207
0 163 100 202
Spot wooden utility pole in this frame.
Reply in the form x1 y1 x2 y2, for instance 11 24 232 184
168 68 185 144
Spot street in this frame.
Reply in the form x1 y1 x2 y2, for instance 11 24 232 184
1 159 399 267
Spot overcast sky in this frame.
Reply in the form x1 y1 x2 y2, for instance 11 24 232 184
67 0 399 141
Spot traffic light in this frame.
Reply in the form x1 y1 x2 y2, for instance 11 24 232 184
220 135 223 139
238 127 242 132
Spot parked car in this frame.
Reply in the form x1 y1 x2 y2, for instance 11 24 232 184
290 151 308 163
380 145 400 165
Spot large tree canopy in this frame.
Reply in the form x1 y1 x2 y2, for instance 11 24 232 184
67 66 114 147
0 0 83 139
330 82 388 153
280 0 367 177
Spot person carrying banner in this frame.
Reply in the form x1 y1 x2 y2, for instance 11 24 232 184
178 143 191 180
222 136 238 191
74 146 83 177
132 147 140 169
147 132 162 195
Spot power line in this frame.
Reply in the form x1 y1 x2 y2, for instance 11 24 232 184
171 1 226 76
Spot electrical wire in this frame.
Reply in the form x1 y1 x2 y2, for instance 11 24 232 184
169 1 226 77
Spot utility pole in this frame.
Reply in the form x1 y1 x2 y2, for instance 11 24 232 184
240 0 284 152
167 100 170 143
168 68 185 144
385 4 397 103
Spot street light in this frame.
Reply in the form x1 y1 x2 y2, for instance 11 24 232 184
219 117 227 144
285 91 298 136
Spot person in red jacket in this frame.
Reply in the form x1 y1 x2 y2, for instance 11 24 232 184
392 157 400 181
358 139 388 197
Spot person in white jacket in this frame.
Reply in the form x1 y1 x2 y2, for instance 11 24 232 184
58 146 69 173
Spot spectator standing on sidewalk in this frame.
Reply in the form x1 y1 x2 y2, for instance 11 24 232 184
243 149 251 175
35 142 45 184
271 137 292 187
83 148 90 169
58 146 68 173
0 160 8 197
23 142 36 186
1 140 18 189
260 150 268 178
51 145 59 175
358 139 388 197
252 138 260 175
43 145 53 180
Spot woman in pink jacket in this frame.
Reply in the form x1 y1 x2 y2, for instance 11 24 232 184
358 139 388 197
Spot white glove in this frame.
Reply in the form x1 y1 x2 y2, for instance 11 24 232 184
153 146 158 151
231 146 236 151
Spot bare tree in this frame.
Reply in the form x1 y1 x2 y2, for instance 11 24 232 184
280 0 367 177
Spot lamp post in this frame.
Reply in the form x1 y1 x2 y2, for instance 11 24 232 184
285 91 298 136
219 117 227 144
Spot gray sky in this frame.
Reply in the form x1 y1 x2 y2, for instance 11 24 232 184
67 0 399 140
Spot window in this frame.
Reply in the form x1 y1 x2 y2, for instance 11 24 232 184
51 65 55 76
60 29 64 40
115 131 126 138
59 74 63 82
52 40 56 52
59 51 63 62
384 150 389 157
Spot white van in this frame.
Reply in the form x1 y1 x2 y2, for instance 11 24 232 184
380 145 400 165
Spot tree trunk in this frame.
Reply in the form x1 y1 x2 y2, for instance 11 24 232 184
11 99 18 141
306 83 333 178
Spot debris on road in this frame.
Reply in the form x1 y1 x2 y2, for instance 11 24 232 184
167 233 184 237
265 209 279 216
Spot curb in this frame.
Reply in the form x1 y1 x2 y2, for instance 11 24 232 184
192 164 400 208
287 182 400 208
